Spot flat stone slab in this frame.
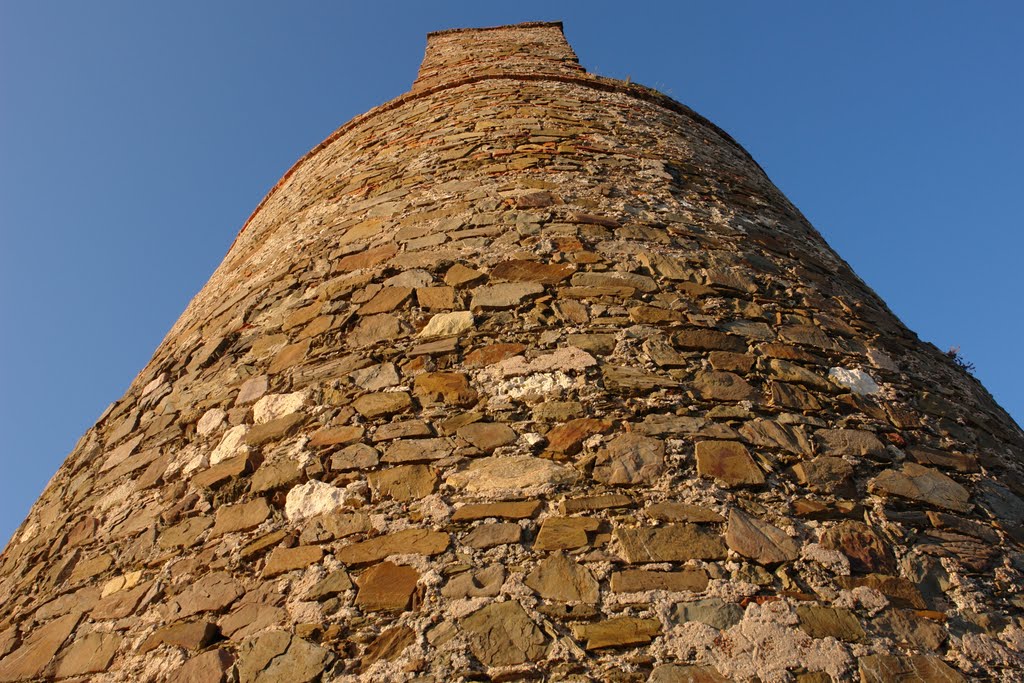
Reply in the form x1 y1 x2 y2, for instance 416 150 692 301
460 601 548 667
451 500 542 521
611 569 709 593
571 616 661 649
695 441 765 488
337 528 449 565
355 562 419 612
615 524 727 562
869 463 971 512
857 655 965 683
725 509 799 565
525 552 599 602
446 456 577 493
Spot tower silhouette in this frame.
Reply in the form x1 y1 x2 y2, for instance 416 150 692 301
1 22 1021 682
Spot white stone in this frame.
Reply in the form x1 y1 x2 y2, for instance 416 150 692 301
828 367 880 395
182 451 209 475
196 408 226 436
446 455 577 493
492 371 576 402
522 432 545 447
19 522 38 543
666 600 854 683
833 586 889 615
210 424 250 465
493 346 597 377
101 575 125 598
800 543 850 575
418 311 474 339
253 390 308 424
100 570 141 598
285 480 348 521
140 373 166 397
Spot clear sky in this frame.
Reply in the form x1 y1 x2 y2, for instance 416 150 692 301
1 2 1021 547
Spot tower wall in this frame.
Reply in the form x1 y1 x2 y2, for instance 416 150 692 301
1 22 1022 683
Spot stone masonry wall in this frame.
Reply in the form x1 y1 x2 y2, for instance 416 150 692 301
1 22 1022 683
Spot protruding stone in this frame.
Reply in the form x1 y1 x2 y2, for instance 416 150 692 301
451 500 542 521
285 480 347 521
491 260 574 284
355 562 419 612
175 648 234 683
611 569 709 593
235 375 269 406
442 565 505 599
337 528 449 565
534 517 601 551
0 612 81 682
646 502 724 523
695 441 765 488
525 552 600 602
615 525 727 563
869 463 972 512
796 605 865 641
360 626 416 670
352 391 412 418
593 433 665 485
235 632 334 683
446 456 577 493
382 437 453 463
367 464 438 501
167 572 243 619
140 621 218 653
262 545 323 578
792 456 854 495
253 391 307 424
444 263 486 287
308 424 365 448
671 598 744 630
815 428 886 458
460 601 548 667
456 422 517 451
545 417 612 456
305 569 353 601
330 443 380 471
725 509 799 565
692 371 756 402
562 494 633 514
571 617 661 649
245 412 307 446
649 664 732 683
414 372 478 406
820 521 895 574
419 311 474 338
53 631 121 678
470 282 544 309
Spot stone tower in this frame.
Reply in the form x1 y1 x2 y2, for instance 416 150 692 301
1 21 1021 683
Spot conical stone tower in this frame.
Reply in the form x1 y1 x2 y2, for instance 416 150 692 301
1 22 1022 683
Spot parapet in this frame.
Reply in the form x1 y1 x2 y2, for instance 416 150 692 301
413 21 585 91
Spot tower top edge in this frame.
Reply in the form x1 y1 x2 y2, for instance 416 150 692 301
425 20 565 40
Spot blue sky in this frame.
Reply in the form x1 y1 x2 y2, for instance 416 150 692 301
1 2 1021 546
